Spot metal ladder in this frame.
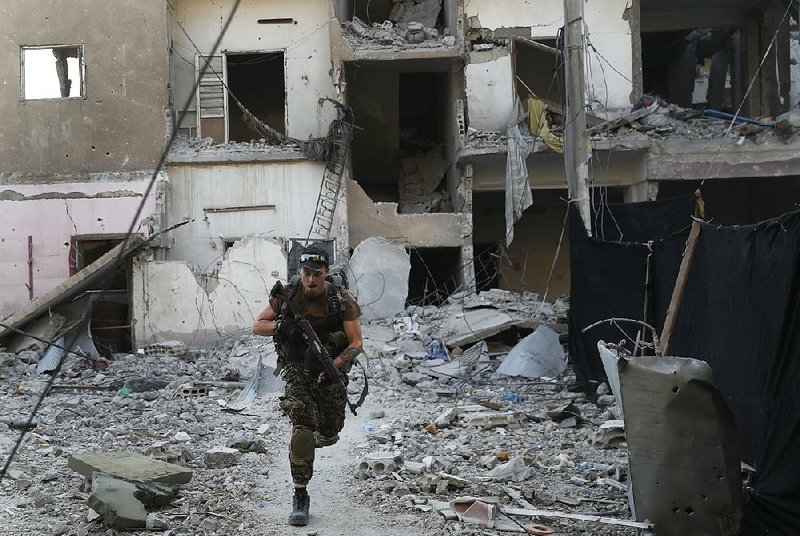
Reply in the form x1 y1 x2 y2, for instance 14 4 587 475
307 99 354 240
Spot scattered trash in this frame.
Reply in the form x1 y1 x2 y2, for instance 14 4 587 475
487 456 532 482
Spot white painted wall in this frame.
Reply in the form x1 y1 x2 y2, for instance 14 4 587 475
463 0 633 120
0 179 156 318
164 161 342 269
132 237 286 345
791 31 800 109
171 0 337 140
465 50 515 131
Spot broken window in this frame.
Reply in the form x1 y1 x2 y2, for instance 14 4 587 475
195 52 286 144
407 247 461 306
226 53 286 142
21 45 84 100
513 38 564 113
347 61 452 208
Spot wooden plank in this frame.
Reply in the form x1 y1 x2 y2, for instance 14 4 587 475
500 506 653 529
660 221 701 355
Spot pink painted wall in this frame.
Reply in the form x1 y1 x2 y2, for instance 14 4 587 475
0 180 156 318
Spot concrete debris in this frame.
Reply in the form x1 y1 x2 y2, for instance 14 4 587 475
227 434 269 454
442 309 517 348
358 452 404 477
141 340 188 357
87 474 149 530
463 411 523 429
203 446 242 469
545 402 582 424
589 420 626 449
450 496 496 528
68 452 193 486
497 325 566 379
349 238 411 320
487 456 532 482
342 0 446 50
0 288 645 535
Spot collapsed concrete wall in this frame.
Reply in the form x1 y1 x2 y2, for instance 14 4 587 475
164 160 345 270
0 177 158 318
348 237 411 320
465 49 514 131
132 236 286 346
347 179 469 249
463 0 634 121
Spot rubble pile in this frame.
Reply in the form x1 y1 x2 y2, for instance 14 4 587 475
464 98 800 153
348 290 644 534
168 134 305 159
0 288 645 535
343 12 455 50
0 335 288 535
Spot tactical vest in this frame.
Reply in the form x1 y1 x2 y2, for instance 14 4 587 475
274 277 345 365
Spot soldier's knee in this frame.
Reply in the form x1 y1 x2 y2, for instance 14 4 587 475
290 425 315 462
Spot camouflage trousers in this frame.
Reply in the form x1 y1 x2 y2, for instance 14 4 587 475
279 365 349 486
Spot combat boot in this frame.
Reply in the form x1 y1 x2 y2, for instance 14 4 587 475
288 489 310 526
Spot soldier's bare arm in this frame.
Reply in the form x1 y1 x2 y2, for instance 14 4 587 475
253 305 278 336
333 318 363 368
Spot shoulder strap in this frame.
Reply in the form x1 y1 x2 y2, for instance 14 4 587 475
326 282 343 326
281 278 303 319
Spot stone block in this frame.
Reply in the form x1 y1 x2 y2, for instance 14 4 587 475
497 325 566 379
348 238 410 320
87 474 148 530
203 446 241 469
67 452 192 486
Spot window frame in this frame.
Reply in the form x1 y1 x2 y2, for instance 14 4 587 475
195 49 287 143
20 44 86 102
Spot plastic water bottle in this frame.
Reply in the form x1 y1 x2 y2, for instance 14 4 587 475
361 422 375 433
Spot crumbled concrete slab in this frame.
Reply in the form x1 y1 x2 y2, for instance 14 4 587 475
203 446 241 469
442 308 517 348
401 0 442 27
68 452 193 485
348 238 411 320
87 474 148 530
497 325 566 379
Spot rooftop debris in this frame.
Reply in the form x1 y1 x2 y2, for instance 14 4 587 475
342 0 455 51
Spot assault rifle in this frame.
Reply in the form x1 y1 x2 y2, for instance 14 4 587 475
273 280 360 415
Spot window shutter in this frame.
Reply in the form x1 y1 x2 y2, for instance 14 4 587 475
196 55 225 143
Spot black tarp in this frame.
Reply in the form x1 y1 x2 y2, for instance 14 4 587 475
569 199 800 534
567 195 696 385
668 211 800 536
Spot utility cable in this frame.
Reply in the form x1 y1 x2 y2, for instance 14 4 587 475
0 0 243 482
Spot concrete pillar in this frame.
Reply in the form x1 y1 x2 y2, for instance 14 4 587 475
461 163 477 295
624 180 658 203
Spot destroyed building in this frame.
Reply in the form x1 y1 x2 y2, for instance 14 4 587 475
2 0 800 349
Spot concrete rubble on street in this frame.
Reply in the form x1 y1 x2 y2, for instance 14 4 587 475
0 287 654 535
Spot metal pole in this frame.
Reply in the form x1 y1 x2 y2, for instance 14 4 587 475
563 0 592 236
27 235 33 300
